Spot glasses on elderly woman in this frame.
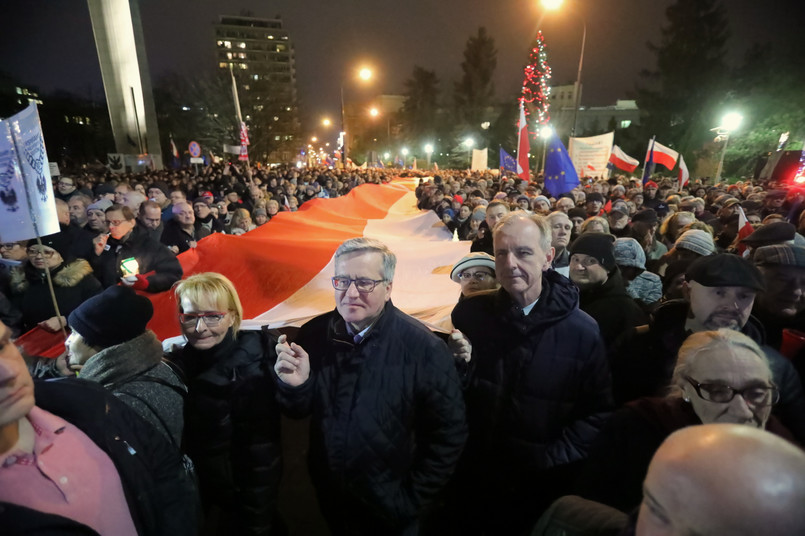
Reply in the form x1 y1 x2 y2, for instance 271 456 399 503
458 271 493 282
178 312 227 327
683 375 780 407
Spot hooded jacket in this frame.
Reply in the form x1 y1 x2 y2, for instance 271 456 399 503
10 259 102 332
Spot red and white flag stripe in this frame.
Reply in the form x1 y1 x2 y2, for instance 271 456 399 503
608 145 639 173
146 180 470 341
646 139 679 170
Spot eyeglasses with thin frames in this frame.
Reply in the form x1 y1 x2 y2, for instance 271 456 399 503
26 248 56 258
331 277 386 293
458 271 493 282
178 312 227 327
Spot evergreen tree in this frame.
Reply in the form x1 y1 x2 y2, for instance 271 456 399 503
520 31 552 127
637 0 729 155
400 66 440 144
454 27 498 129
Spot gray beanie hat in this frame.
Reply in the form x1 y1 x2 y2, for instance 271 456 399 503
614 237 646 269
675 229 716 257
450 252 496 282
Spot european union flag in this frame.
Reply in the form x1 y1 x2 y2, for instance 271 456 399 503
500 147 517 173
543 137 579 198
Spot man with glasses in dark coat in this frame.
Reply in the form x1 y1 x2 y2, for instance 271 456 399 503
274 237 467 535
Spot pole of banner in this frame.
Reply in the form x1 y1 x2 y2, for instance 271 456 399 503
642 135 656 182
229 64 253 183
10 107 68 343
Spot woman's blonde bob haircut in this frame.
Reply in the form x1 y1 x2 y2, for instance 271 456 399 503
173 272 244 334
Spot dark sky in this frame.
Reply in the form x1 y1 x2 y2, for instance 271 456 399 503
1 0 799 139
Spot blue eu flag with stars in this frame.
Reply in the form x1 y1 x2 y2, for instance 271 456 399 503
543 137 579 198
499 147 517 173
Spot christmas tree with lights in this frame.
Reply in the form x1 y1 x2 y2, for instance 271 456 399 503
520 31 552 129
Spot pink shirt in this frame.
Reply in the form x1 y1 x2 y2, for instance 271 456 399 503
0 406 138 536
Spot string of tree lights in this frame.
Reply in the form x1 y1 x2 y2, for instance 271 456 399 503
519 31 552 135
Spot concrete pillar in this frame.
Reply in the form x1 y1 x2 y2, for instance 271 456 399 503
87 0 162 169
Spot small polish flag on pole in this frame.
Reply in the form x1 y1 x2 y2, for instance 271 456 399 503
516 101 530 181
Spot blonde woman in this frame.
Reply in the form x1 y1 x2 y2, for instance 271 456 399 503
165 273 282 534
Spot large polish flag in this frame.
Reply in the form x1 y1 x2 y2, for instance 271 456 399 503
608 145 639 173
646 140 679 170
678 154 690 189
146 180 470 341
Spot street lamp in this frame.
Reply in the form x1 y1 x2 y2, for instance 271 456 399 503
711 112 742 182
322 118 331 127
539 125 553 174
341 66 373 167
424 143 434 168
463 138 475 168
542 0 586 137
311 136 318 143
401 147 409 168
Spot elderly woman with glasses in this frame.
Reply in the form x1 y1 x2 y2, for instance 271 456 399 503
450 252 498 300
164 272 282 535
8 232 102 334
576 329 794 514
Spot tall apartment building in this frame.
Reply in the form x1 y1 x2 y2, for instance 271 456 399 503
214 15 300 161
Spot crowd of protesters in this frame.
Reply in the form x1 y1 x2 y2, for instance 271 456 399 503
2 160 805 535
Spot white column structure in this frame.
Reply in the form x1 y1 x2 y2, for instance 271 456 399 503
87 0 162 169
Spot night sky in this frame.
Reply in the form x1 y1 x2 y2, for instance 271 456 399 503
2 0 800 139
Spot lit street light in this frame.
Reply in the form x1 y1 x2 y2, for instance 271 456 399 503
369 107 379 117
424 143 434 168
341 66 374 168
463 138 475 168
711 112 743 182
539 125 553 174
322 118 332 127
311 136 318 142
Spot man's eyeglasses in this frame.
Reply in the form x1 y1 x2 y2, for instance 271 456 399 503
26 248 55 258
331 277 386 293
106 219 126 227
58 180 74 187
458 271 493 282
178 312 227 327
683 375 780 407
1 243 18 250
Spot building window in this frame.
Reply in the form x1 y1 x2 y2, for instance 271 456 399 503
620 120 632 129
223 40 231 48
238 42 246 48
219 62 228 68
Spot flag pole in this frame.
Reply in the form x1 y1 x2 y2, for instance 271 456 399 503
9 106 68 342
229 64 253 181
642 135 656 184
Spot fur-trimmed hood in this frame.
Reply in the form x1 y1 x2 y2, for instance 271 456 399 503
10 258 94 294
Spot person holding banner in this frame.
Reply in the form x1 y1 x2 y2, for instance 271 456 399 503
90 205 182 293
9 232 101 334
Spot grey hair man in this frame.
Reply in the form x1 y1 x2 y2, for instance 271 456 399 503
448 212 612 534
274 237 467 534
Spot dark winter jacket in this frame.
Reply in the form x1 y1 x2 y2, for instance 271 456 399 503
10 259 102 332
275 301 467 534
160 219 211 254
90 225 182 292
576 397 795 513
165 329 282 536
449 270 613 531
470 222 494 255
612 299 805 443
0 378 199 536
78 331 186 446
577 268 648 351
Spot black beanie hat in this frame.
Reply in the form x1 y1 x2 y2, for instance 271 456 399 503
68 286 153 348
568 207 587 220
569 233 617 272
148 180 170 198
28 232 71 261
